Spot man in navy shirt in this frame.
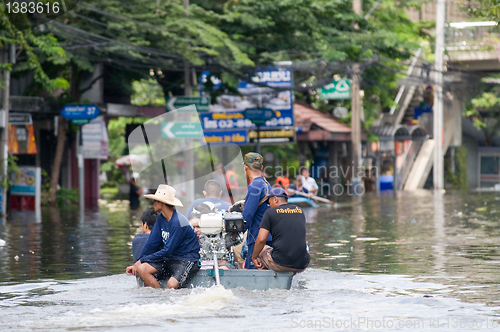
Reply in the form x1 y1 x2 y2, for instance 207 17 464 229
126 184 200 289
242 152 272 269
132 209 158 262
185 180 231 217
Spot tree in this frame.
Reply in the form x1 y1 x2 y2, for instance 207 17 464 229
0 9 69 90
1 6 70 207
46 1 254 96
468 0 500 20
465 79 500 146
192 0 424 134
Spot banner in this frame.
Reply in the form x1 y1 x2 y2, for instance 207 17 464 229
8 124 38 155
210 68 293 118
82 116 109 159
8 113 37 155
11 166 37 196
201 68 295 145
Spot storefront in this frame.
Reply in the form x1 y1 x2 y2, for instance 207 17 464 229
478 147 500 188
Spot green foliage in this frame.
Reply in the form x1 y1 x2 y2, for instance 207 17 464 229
100 187 119 195
464 77 500 145
100 117 148 188
56 187 79 206
131 79 166 106
0 5 69 91
201 0 422 139
446 146 468 191
40 169 79 206
64 0 253 69
468 0 500 20
1 155 20 190
41 168 51 193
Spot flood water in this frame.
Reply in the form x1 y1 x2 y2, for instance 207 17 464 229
1 190 500 331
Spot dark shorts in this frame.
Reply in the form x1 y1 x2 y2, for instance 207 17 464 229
149 259 200 288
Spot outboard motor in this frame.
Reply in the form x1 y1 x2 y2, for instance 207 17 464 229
198 211 245 285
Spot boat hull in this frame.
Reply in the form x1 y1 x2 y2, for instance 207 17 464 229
137 269 295 290
288 196 319 208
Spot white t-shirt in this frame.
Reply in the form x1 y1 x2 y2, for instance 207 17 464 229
301 176 318 192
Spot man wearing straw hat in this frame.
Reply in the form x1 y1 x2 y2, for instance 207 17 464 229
126 184 200 289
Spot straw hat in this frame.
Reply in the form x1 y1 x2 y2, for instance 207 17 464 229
144 184 183 207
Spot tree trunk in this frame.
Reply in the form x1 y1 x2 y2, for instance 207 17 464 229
49 115 67 206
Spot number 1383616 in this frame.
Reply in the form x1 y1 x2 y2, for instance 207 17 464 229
5 1 60 14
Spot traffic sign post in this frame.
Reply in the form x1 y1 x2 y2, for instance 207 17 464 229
61 104 101 119
242 108 274 122
166 96 210 112
71 119 90 125
161 122 203 139
320 79 351 100
242 108 275 153
60 104 101 217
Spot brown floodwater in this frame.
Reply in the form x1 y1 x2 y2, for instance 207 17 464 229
1 190 500 331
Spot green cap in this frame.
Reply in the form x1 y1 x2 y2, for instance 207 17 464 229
244 152 263 170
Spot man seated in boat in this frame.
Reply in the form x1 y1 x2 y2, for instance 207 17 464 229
185 180 232 217
300 168 318 196
126 184 200 289
288 176 311 198
188 213 202 237
132 209 158 262
252 187 310 272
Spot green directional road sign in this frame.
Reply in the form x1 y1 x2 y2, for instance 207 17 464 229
320 79 351 100
161 122 203 139
166 96 210 112
71 119 90 125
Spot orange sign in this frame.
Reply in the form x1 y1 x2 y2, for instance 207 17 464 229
8 124 37 155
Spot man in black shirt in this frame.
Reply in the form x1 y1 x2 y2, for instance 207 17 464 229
252 187 310 272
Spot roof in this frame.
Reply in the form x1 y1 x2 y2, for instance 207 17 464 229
294 103 351 134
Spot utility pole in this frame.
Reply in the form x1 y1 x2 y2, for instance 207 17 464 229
433 0 445 189
351 0 363 194
183 0 192 97
183 0 194 203
351 64 362 193
0 44 13 217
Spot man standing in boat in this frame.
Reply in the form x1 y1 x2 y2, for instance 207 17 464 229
252 187 310 272
126 184 200 289
242 152 272 269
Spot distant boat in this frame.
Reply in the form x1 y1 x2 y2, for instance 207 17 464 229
137 269 295 290
288 196 319 208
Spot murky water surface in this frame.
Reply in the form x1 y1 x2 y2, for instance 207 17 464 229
1 191 500 331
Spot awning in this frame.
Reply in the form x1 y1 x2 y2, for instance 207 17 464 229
369 124 428 141
294 102 353 142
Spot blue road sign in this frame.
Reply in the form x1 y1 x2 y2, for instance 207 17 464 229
199 109 293 130
242 108 274 122
61 105 101 120
204 130 248 145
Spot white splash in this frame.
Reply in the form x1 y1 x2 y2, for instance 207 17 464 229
15 285 238 330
